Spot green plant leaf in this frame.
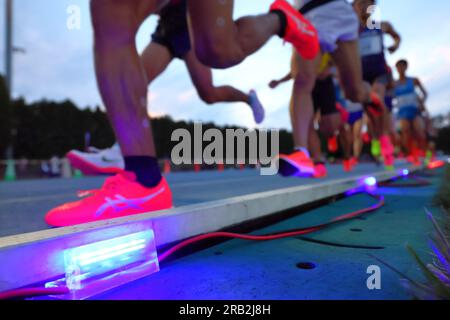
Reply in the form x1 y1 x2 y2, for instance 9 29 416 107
406 245 450 299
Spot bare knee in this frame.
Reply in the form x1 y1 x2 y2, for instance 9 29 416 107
292 69 316 93
195 38 244 69
197 88 218 105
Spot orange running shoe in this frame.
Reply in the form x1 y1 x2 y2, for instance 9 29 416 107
336 102 349 123
349 157 359 167
278 150 315 177
45 172 173 227
328 136 338 153
406 155 415 164
313 163 328 178
380 135 395 169
366 92 384 117
362 132 371 144
343 159 352 172
270 0 320 59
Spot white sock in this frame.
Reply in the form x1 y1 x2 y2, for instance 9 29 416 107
294 147 310 158
248 90 265 124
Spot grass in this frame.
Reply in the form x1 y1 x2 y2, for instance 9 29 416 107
435 165 450 210
374 165 450 300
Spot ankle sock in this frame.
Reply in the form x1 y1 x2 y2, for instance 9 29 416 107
294 147 310 158
124 156 162 188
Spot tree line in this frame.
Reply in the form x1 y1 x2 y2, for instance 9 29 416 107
0 75 294 160
0 74 449 160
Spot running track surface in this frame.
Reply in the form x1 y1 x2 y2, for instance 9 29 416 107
1 161 408 238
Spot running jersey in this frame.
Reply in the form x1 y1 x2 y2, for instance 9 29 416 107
317 53 331 74
393 78 419 110
359 26 387 76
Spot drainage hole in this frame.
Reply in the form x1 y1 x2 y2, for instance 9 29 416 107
296 262 316 270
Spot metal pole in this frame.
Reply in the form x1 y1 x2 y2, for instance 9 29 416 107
4 0 14 162
5 0 13 92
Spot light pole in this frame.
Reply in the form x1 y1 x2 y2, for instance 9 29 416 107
5 0 13 92
4 0 14 167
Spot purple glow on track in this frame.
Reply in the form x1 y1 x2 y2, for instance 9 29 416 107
364 177 377 187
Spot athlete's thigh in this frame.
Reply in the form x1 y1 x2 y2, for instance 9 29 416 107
91 0 168 31
141 42 173 83
331 40 363 98
184 50 214 92
291 49 321 87
187 0 236 55
353 118 363 136
136 0 169 21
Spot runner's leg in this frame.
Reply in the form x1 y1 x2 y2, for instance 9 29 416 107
353 118 363 159
331 40 370 104
91 0 166 157
184 50 249 104
290 50 321 148
141 41 174 84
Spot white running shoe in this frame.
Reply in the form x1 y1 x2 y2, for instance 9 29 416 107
249 90 265 124
67 144 124 176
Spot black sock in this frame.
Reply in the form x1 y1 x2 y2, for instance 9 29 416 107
124 156 162 188
271 10 287 38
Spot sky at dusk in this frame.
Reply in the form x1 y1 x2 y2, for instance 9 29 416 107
1 0 449 130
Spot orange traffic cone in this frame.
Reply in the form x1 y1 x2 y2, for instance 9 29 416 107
217 163 224 172
194 164 201 172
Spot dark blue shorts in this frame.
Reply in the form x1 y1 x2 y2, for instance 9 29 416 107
398 107 419 121
348 111 363 125
152 29 191 59
151 1 191 59
384 95 394 113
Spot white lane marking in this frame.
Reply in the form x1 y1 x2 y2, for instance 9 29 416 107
0 176 264 204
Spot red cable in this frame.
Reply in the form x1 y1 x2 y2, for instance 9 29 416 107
158 192 384 262
0 287 70 300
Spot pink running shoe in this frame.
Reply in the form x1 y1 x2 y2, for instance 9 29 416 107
278 150 315 177
270 0 320 60
313 163 328 179
343 159 353 172
45 172 173 227
328 136 338 153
